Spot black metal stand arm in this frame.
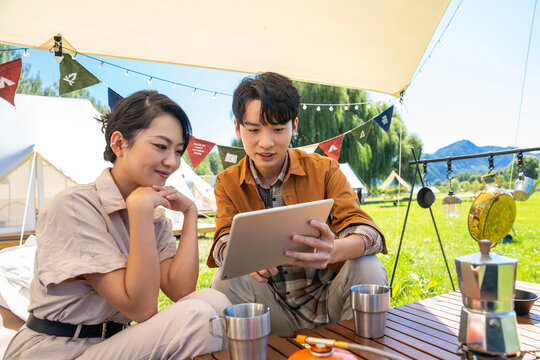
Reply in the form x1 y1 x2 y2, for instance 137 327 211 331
390 147 456 296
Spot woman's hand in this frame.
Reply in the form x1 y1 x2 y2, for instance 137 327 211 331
152 185 197 215
126 186 171 212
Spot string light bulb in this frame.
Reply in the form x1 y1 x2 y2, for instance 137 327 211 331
329 106 333 111
316 106 321 111
23 49 29 57
172 83 177 88
212 92 217 99
192 88 197 95
71 53 77 59
344 105 349 110
367 104 370 109
124 70 129 76
302 104 307 110
354 105 359 110
98 62 103 68
148 77 153 84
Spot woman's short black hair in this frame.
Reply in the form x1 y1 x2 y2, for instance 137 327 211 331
99 90 192 163
232 72 301 127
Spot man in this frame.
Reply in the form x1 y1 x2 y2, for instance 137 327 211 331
208 72 388 337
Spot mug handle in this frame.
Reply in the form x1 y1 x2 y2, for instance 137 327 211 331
209 315 226 339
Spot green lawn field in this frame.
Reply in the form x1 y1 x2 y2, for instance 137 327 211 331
159 191 539 311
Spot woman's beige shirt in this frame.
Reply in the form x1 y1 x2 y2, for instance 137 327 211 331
4 168 177 359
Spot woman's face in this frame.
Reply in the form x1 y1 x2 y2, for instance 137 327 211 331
114 113 185 192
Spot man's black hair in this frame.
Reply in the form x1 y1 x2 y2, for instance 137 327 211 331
232 72 301 127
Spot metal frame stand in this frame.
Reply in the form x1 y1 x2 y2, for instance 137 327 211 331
390 145 540 295
390 147 455 293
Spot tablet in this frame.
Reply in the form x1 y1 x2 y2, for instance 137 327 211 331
220 199 334 280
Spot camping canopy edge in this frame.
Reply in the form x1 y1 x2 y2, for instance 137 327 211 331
0 0 451 97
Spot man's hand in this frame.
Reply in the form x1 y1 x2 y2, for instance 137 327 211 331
249 267 278 283
285 220 335 269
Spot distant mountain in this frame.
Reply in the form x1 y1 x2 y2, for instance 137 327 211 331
421 140 518 181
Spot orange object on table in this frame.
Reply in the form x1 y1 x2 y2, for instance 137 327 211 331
287 335 358 360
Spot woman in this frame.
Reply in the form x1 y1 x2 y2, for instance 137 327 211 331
4 91 230 359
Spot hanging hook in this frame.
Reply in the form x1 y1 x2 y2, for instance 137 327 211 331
423 162 430 187
488 154 494 174
447 159 454 191
517 152 524 173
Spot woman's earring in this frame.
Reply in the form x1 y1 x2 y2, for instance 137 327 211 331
110 142 116 148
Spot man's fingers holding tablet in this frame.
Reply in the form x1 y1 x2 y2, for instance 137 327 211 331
250 267 278 283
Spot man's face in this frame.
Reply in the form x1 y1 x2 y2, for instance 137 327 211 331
235 99 298 177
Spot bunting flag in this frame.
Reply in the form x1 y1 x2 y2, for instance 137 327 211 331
108 88 123 110
350 120 374 146
59 55 100 95
217 145 246 169
187 136 216 169
318 134 344 160
296 144 319 154
373 105 394 133
0 58 22 107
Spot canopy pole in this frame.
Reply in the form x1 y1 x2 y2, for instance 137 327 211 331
508 0 538 188
395 92 405 240
19 152 36 246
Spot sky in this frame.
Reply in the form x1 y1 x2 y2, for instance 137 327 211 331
4 0 540 155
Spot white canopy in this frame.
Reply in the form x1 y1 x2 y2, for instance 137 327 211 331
0 0 450 97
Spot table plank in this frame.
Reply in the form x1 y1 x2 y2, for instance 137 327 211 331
337 320 457 360
267 334 302 358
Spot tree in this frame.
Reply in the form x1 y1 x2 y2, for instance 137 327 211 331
293 82 422 188
1 44 106 113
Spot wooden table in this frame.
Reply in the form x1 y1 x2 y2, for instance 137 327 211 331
172 222 216 237
191 281 540 359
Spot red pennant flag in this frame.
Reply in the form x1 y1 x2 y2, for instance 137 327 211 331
186 136 216 168
318 134 344 160
0 58 22 107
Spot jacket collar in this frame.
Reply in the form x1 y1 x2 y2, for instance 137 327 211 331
239 149 307 186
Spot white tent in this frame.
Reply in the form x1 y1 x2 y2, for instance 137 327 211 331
378 170 411 191
0 0 450 97
0 95 109 237
339 163 368 200
0 94 216 238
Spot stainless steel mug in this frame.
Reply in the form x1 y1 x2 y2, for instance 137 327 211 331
209 303 271 360
513 172 536 201
351 284 391 338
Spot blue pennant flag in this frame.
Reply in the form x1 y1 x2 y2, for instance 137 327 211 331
108 88 123 110
373 105 394 133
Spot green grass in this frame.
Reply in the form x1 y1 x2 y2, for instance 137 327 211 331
159 192 540 311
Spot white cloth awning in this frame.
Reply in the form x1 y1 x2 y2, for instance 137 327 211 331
0 0 450 97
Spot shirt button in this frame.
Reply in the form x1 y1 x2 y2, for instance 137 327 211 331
284 271 288 274
272 198 276 201
286 291 290 295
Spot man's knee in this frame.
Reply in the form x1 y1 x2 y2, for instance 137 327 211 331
341 255 388 286
210 270 256 304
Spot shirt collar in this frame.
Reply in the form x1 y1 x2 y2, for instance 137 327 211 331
94 168 165 220
94 168 127 214
249 152 289 188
